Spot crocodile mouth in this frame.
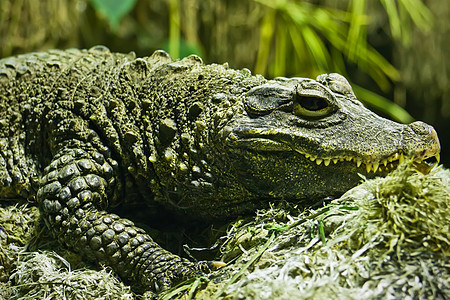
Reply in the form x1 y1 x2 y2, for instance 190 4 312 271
293 148 440 174
227 133 440 174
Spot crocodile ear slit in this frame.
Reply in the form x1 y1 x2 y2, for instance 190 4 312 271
244 84 294 116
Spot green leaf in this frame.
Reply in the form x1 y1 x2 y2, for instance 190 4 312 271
352 84 414 124
301 26 330 72
162 39 204 59
339 205 359 211
399 0 433 31
255 8 276 75
288 26 308 64
89 0 137 31
168 0 180 59
380 0 402 40
330 47 347 75
346 0 367 60
318 219 326 245
271 24 288 77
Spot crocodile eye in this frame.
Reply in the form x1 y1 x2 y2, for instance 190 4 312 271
293 95 333 118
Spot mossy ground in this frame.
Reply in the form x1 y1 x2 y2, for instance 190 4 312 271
1 161 449 299
0 206 134 299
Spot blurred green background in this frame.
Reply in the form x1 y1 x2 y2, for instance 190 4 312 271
0 0 448 165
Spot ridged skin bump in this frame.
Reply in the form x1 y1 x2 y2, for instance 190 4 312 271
0 46 440 292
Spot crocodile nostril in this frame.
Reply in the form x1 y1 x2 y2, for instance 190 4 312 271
424 156 438 165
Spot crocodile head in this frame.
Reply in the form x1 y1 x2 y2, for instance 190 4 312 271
222 73 440 204
145 56 440 219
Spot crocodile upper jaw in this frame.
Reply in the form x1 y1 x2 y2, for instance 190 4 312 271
226 122 441 175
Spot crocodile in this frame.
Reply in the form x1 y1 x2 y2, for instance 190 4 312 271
0 46 440 292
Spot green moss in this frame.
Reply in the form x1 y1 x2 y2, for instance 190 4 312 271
0 205 134 299
183 162 449 299
0 205 40 283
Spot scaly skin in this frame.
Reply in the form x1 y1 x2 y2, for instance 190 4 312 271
0 46 440 292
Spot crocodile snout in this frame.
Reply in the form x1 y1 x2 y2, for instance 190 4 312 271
403 121 441 173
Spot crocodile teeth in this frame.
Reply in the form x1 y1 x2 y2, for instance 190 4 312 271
388 154 395 162
301 152 404 173
373 162 379 172
356 159 362 168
